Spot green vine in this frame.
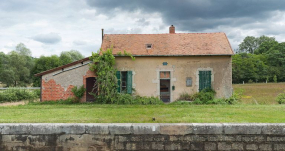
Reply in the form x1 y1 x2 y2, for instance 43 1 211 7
117 50 135 60
89 48 118 103
89 48 134 103
71 85 86 103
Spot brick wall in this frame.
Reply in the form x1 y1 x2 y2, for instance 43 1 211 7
41 79 74 101
1 123 285 150
41 61 94 102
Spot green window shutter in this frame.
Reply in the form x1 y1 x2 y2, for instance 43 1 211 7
199 71 212 92
199 71 203 92
116 71 121 93
205 71 211 89
127 71 132 94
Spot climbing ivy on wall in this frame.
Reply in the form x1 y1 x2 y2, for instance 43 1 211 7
89 48 135 103
89 48 118 103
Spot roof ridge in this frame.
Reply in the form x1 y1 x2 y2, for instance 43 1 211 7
104 32 224 35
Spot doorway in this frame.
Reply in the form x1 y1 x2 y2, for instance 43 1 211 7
160 71 170 103
86 77 97 102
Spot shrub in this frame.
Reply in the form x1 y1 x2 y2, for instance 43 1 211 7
276 92 285 104
248 79 253 83
29 98 75 105
273 75 277 83
95 93 163 105
193 88 216 104
134 96 163 105
224 89 243 104
0 88 39 103
178 92 193 101
71 85 86 103
173 88 242 105
115 93 135 104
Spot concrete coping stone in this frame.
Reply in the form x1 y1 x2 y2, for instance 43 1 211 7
1 123 285 135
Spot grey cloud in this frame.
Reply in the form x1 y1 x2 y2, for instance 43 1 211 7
33 33 61 44
86 0 285 31
136 18 150 26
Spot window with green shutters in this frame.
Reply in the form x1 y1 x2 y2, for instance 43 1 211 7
116 71 132 94
199 71 211 92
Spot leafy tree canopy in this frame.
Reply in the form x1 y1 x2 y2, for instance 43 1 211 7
238 35 276 54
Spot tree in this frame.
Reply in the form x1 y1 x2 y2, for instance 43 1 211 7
0 51 31 87
265 42 285 81
0 52 5 71
232 53 268 83
255 39 278 54
59 50 84 65
15 43 32 56
239 36 258 54
239 35 276 54
31 55 62 86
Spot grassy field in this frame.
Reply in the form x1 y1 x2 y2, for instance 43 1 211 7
0 83 284 123
233 83 285 104
0 104 285 123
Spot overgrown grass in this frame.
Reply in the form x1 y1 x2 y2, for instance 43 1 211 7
233 83 285 104
0 104 285 123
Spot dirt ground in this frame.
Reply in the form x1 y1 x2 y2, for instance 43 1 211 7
0 101 27 106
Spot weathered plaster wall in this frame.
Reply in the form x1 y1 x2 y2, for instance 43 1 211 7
1 123 285 150
41 56 232 102
115 56 232 101
41 61 93 101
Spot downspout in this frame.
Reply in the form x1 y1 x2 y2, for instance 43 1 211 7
40 76 42 102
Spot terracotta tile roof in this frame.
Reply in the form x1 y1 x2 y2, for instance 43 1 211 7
101 32 234 56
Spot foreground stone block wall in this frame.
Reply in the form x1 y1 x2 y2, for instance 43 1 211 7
1 123 285 150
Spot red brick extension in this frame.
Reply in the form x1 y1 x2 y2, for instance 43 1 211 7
41 79 74 101
41 70 96 102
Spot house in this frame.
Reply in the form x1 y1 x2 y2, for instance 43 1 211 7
35 25 234 102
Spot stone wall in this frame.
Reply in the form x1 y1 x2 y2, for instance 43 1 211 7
1 123 285 150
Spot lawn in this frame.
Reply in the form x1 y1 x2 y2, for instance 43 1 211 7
0 83 284 123
233 83 285 104
0 104 285 123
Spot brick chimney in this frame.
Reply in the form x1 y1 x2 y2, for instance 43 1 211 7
169 25 175 34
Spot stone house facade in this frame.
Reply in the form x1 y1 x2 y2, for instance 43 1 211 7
35 25 234 102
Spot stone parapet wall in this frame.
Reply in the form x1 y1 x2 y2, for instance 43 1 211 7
1 123 285 150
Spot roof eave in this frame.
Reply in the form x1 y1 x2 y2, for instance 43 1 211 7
114 54 233 57
34 57 90 77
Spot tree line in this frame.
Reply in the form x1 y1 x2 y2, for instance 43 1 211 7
233 35 285 83
0 43 85 87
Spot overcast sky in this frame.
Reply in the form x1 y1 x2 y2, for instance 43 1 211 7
1 0 285 57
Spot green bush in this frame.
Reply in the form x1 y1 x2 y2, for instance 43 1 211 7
193 88 216 104
29 98 75 105
276 92 285 104
178 92 193 101
273 75 278 83
95 93 163 105
173 88 242 105
71 85 86 102
248 79 253 83
0 88 39 103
